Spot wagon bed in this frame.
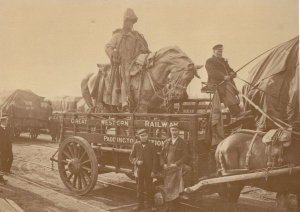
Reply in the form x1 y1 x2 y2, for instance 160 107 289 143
50 98 224 195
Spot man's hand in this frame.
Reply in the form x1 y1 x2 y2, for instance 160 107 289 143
136 160 143 166
151 172 155 178
229 72 237 79
163 164 168 169
110 50 120 64
224 75 231 81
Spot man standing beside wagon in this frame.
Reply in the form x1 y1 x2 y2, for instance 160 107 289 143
0 115 13 184
161 124 191 212
129 128 157 211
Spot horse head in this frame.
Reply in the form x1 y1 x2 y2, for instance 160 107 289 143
167 64 202 100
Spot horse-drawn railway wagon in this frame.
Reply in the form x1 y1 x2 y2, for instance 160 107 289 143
51 37 300 210
51 98 222 196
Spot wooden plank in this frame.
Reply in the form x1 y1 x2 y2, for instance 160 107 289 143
5 199 24 212
172 98 211 103
0 198 16 212
174 104 210 110
64 132 103 143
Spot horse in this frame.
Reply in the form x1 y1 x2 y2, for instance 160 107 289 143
81 46 201 113
215 124 300 211
213 37 299 211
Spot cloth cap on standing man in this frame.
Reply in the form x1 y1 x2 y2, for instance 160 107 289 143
212 44 223 50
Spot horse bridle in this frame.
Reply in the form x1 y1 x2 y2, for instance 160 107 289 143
146 69 189 101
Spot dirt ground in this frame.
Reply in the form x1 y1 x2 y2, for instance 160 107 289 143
0 133 297 212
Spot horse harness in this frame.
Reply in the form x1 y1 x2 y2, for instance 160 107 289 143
262 129 291 168
244 128 291 170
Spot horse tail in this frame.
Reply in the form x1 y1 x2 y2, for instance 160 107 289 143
81 73 95 109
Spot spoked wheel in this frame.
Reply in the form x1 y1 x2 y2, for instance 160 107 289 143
58 136 98 195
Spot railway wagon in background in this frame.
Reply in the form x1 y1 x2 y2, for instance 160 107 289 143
0 89 52 139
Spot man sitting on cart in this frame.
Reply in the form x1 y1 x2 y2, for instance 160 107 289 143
129 128 157 211
205 44 242 117
161 124 191 211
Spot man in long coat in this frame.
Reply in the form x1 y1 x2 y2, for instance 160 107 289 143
129 128 156 211
0 115 13 183
161 125 191 212
105 8 150 112
205 44 242 117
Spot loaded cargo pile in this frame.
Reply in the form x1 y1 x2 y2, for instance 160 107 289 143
0 89 52 139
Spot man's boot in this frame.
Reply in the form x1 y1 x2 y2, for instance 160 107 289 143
132 202 145 211
0 175 7 185
146 200 156 211
167 201 175 212
228 104 242 117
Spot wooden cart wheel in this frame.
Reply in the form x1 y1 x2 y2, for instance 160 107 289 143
58 136 98 195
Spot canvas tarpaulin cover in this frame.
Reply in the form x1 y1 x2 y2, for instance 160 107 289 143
48 96 81 112
243 36 299 130
0 89 51 121
82 46 194 108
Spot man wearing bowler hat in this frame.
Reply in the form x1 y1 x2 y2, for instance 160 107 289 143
105 8 150 112
205 44 242 117
129 128 156 211
0 115 13 184
161 124 190 212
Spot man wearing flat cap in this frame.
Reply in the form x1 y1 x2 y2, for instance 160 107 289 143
205 44 242 117
0 115 13 184
129 128 156 211
161 124 190 211
105 8 150 112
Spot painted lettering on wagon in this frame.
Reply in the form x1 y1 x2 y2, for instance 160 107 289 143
148 139 165 147
101 119 129 127
144 121 179 128
103 135 135 144
70 118 87 125
103 135 165 147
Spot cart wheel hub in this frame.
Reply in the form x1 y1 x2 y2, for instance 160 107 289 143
68 159 81 174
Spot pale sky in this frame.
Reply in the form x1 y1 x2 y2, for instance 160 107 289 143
0 0 298 99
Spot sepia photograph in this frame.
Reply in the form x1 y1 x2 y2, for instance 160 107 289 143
0 0 299 211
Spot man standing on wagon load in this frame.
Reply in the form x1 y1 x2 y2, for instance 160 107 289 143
129 128 156 211
205 44 242 117
161 124 191 212
105 8 150 112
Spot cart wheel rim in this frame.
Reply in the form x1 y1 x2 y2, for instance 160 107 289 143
58 136 98 195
